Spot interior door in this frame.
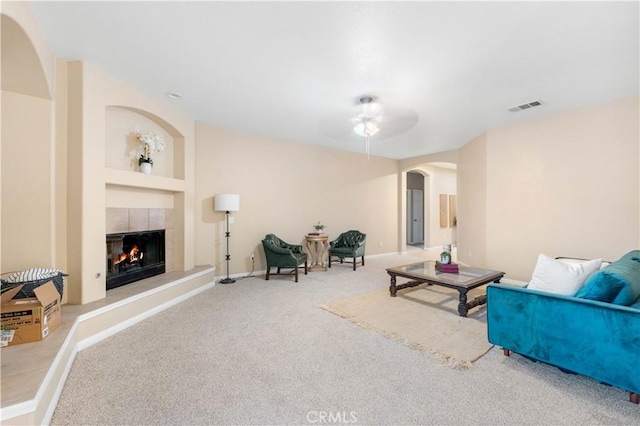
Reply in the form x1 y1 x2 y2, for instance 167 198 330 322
407 189 424 244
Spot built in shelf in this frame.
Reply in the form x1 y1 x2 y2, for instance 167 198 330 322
104 168 186 192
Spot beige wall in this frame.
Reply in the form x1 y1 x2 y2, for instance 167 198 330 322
426 166 457 248
458 96 639 280
399 149 458 170
458 133 488 268
54 59 69 301
194 125 400 275
1 2 57 277
1 91 54 270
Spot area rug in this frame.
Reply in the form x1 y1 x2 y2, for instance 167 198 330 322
321 284 493 369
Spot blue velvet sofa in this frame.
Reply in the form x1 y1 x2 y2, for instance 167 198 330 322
487 250 640 404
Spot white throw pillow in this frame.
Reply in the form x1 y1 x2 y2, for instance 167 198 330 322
527 254 602 296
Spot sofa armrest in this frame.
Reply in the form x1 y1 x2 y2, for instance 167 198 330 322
487 284 640 395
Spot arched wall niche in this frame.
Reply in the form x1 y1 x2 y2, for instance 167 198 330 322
0 14 51 100
106 105 186 179
114 106 184 138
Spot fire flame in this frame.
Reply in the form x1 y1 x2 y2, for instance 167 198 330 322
113 245 144 265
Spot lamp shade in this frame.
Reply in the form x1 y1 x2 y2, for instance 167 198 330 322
214 193 240 212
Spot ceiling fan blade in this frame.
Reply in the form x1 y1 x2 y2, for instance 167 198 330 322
370 107 419 140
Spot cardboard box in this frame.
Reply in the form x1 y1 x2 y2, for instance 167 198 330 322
1 281 61 347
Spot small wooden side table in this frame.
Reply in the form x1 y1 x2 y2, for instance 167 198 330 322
305 234 329 272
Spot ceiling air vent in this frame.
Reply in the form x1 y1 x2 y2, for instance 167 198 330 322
508 100 543 112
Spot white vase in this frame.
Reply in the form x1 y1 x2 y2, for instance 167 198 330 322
140 162 152 174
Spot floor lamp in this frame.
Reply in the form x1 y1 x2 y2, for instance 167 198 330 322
214 193 240 284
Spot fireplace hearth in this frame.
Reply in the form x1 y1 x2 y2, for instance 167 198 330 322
106 230 166 290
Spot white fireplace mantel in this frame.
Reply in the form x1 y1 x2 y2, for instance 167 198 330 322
105 167 186 193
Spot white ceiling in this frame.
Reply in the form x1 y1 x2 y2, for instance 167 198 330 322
28 1 639 160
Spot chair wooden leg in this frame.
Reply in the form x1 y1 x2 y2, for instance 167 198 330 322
304 261 308 274
630 393 639 404
328 255 332 268
277 267 281 274
295 266 299 282
362 256 365 266
265 267 270 280
503 349 511 356
353 257 356 271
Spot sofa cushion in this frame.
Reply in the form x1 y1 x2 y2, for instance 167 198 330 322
527 254 601 296
575 250 640 305
611 251 640 305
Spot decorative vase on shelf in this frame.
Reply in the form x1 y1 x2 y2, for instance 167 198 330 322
140 162 152 174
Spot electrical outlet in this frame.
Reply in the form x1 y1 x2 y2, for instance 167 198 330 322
250 253 255 261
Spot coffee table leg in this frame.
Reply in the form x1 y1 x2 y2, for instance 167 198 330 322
457 290 469 317
389 275 397 297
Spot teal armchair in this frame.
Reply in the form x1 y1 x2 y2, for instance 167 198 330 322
261 234 308 282
328 230 366 271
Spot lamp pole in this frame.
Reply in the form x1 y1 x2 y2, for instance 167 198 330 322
220 210 235 284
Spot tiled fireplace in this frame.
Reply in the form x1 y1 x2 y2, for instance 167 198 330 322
106 229 166 290
106 208 175 290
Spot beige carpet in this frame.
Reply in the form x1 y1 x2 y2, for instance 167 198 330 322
322 284 493 369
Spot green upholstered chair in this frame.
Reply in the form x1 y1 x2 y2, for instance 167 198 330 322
261 234 308 282
328 230 366 271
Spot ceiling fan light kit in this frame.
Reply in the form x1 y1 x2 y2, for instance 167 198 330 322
353 96 382 158
353 121 379 138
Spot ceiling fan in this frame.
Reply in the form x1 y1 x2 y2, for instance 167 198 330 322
353 96 381 158
319 95 419 158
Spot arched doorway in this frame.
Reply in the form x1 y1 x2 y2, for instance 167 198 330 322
401 163 456 253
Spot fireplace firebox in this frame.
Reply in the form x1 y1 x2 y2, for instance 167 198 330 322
106 230 165 290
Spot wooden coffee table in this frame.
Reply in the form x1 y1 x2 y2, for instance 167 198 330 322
386 261 505 317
